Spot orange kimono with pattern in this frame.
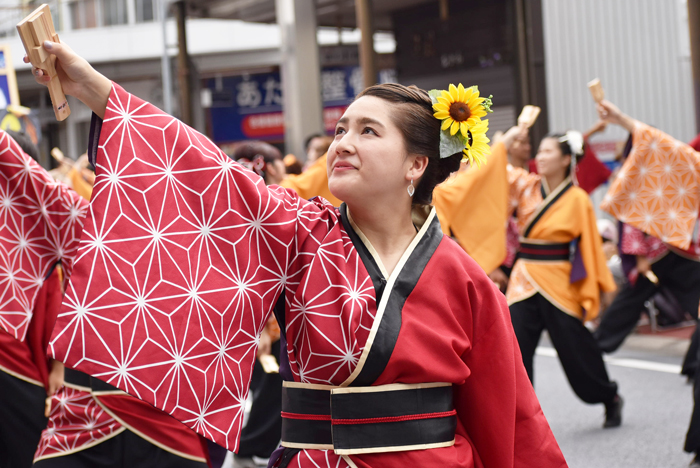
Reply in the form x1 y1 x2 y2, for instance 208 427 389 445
602 122 700 250
499 143 616 321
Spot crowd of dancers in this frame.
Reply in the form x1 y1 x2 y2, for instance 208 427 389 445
2 38 700 468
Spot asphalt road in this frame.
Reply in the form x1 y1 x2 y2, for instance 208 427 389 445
535 335 695 468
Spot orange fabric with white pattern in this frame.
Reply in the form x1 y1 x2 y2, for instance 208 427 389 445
602 122 700 250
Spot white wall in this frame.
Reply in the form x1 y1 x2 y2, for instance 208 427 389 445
6 19 281 71
542 0 695 153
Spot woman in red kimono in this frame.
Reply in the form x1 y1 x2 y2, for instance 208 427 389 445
32 40 566 468
0 128 210 467
0 132 79 468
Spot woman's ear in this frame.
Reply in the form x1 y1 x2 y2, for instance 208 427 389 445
407 155 429 181
562 154 572 171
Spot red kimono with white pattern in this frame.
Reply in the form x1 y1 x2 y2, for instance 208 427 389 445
0 129 207 464
0 132 86 341
50 83 567 468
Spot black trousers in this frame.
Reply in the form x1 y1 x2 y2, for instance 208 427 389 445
510 293 618 405
237 340 283 459
32 429 207 468
594 252 700 353
0 371 48 468
687 336 700 453
683 325 700 378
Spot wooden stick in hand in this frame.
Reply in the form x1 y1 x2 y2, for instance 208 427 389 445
17 4 70 121
588 78 605 103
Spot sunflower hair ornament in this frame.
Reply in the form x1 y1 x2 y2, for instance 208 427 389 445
429 83 493 168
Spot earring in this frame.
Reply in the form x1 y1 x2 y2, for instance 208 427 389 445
407 178 415 197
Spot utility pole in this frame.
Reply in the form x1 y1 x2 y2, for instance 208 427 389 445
174 1 192 125
354 0 376 89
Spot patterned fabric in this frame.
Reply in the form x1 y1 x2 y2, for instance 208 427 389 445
602 122 700 250
503 217 519 269
505 175 615 321
48 84 568 468
0 132 87 340
506 165 541 232
50 84 378 451
620 224 668 260
504 261 537 304
287 450 354 468
34 385 124 462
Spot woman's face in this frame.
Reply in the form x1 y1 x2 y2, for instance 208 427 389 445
535 137 570 178
327 96 422 206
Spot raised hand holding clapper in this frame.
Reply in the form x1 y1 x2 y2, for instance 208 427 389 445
17 4 70 121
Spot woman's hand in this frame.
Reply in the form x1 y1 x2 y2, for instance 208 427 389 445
635 255 651 276
596 100 636 133
488 268 508 292
257 328 272 358
27 41 111 118
502 124 529 151
47 360 65 396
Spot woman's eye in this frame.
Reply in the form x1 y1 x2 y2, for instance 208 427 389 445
362 127 376 135
335 127 346 135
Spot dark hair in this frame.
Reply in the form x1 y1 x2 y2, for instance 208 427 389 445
285 157 303 175
7 130 39 162
232 140 282 177
356 83 462 205
544 132 584 176
304 133 325 152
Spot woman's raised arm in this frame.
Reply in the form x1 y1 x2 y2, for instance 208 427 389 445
599 99 700 250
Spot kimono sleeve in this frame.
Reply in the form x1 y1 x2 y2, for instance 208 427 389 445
432 142 509 273
455 274 567 467
576 139 612 194
0 130 87 341
602 122 700 249
49 83 336 451
574 196 616 321
619 224 650 256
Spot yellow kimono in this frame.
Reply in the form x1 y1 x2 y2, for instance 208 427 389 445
506 169 616 321
280 154 342 207
602 122 700 249
432 142 509 274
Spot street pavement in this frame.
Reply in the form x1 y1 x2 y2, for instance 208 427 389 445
535 334 695 468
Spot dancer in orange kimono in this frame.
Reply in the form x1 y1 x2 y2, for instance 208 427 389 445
497 127 622 428
596 98 700 464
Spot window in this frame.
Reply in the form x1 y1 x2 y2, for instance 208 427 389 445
101 0 128 26
136 0 156 23
70 0 98 30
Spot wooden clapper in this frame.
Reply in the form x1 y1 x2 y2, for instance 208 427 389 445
17 4 70 121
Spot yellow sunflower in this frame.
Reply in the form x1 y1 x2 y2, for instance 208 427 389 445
462 119 490 168
433 84 487 138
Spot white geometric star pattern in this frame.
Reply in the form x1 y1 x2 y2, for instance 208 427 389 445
0 131 87 340
33 386 124 462
602 123 700 249
50 84 377 452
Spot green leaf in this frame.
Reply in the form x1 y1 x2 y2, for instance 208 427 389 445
439 130 466 158
428 89 441 105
